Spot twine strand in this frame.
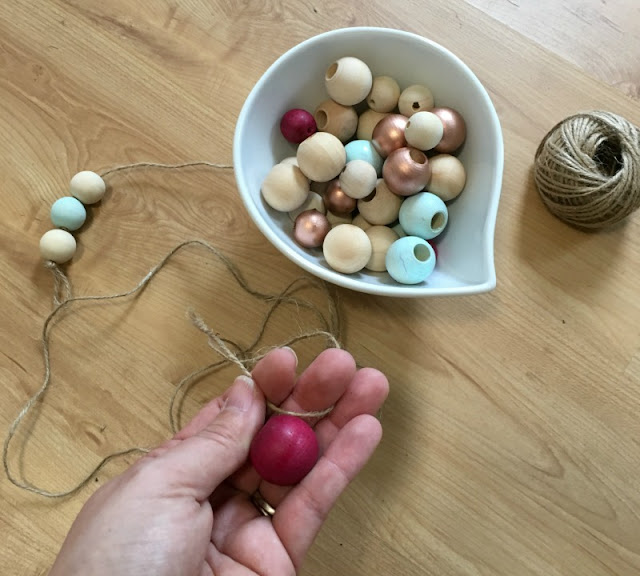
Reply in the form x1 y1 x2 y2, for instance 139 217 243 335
4 162 342 499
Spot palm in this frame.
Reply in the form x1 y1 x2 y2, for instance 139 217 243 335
184 348 388 575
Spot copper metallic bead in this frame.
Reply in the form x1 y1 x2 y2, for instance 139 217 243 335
371 114 408 158
382 147 431 197
293 210 331 248
324 179 357 214
432 107 466 154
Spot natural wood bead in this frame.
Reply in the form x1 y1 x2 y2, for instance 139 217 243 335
325 57 373 106
427 154 467 201
365 225 399 272
352 213 372 231
323 224 372 274
288 191 326 221
314 99 358 142
339 160 378 199
39 229 77 263
297 132 346 182
357 179 404 225
357 109 389 141
404 111 444 151
366 76 401 113
398 84 435 117
69 171 106 204
280 156 299 166
326 210 353 227
261 163 309 212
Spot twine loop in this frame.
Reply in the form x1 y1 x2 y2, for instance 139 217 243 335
4 161 343 499
534 110 640 229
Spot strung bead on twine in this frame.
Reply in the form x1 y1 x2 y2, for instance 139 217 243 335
534 110 640 230
4 162 343 499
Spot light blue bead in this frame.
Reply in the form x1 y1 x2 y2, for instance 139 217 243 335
50 196 87 231
398 192 448 240
344 140 383 175
386 236 436 284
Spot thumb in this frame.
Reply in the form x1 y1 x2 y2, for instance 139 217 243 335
162 375 265 498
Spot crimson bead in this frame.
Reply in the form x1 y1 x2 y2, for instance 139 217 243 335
280 109 317 144
249 415 319 486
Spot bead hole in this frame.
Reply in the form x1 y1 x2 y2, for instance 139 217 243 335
326 62 339 80
409 149 426 164
412 101 420 110
414 244 431 262
406 121 411 128
431 212 445 230
315 110 328 130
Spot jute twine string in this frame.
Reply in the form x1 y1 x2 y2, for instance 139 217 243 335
4 162 343 499
534 110 640 230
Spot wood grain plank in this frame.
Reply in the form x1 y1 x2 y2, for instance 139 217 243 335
2 1 640 575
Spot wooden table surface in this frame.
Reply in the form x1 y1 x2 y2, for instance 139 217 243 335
2 1 640 575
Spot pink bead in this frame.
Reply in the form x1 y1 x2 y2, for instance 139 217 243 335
428 240 438 261
249 414 319 486
280 109 317 144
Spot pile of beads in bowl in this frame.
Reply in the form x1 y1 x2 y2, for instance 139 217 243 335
39 171 106 263
262 55 468 285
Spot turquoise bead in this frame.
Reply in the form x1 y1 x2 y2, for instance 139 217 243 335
398 192 448 240
344 140 383 175
386 236 436 284
50 196 87 231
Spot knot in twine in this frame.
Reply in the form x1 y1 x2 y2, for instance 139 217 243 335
534 111 640 230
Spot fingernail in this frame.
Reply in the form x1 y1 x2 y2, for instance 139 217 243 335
225 376 255 412
283 346 298 367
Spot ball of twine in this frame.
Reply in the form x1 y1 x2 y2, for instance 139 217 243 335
534 110 640 230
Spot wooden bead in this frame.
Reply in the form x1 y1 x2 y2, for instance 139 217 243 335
281 156 299 166
399 192 448 240
404 111 444 151
357 179 403 225
357 109 389 140
69 171 105 204
432 107 467 154
344 140 383 175
50 196 86 231
39 229 77 263
325 57 373 106
365 225 399 272
297 132 346 182
352 213 372 231
427 154 467 201
261 163 309 212
323 224 372 274
372 114 408 158
324 179 357 214
293 210 331 248
289 191 326 221
382 147 431 197
314 99 358 143
398 84 435 117
386 236 436 284
366 76 401 113
339 160 378 199
326 210 353 227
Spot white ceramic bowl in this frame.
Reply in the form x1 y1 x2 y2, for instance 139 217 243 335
233 27 503 297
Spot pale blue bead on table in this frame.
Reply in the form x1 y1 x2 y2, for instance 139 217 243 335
386 236 436 284
344 140 383 175
398 192 448 240
50 196 87 231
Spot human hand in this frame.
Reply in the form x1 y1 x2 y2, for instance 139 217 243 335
49 347 389 576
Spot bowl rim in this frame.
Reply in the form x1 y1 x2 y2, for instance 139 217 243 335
233 26 504 298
